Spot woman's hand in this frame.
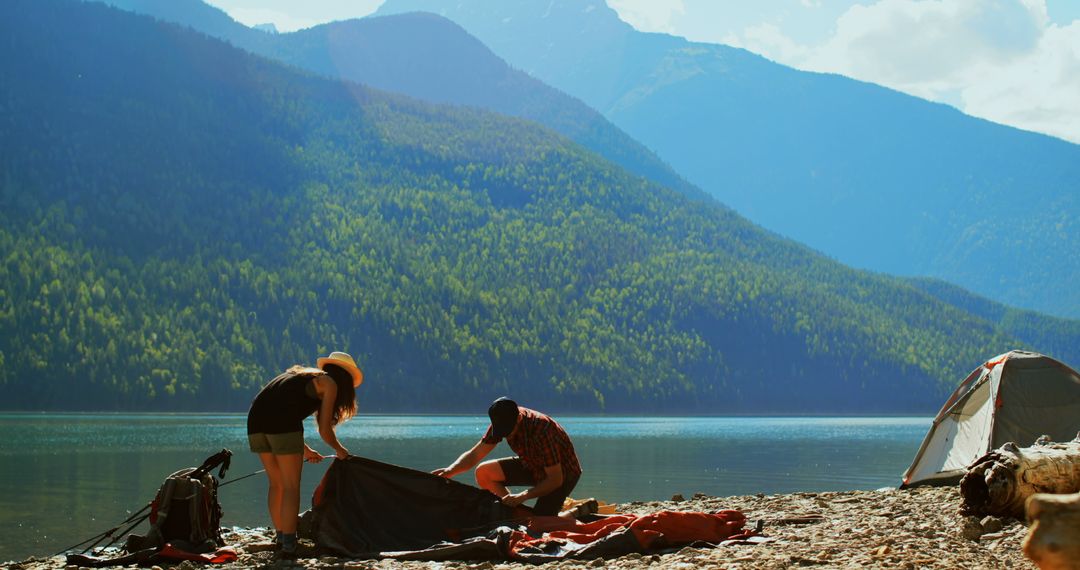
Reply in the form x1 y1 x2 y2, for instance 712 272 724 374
335 447 350 460
303 447 323 463
432 467 454 478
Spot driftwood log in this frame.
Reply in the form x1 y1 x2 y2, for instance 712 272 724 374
1023 492 1080 570
959 434 1080 519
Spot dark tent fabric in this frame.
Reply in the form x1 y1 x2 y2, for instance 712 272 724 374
300 456 531 558
301 456 756 562
380 525 645 562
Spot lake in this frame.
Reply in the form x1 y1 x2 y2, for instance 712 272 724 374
0 413 930 562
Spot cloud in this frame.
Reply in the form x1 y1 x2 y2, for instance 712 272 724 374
220 7 321 31
606 0 686 34
805 0 1043 88
722 0 1080 143
729 22 812 63
960 20 1080 142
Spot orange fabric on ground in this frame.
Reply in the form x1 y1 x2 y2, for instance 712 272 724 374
627 510 747 546
514 510 749 553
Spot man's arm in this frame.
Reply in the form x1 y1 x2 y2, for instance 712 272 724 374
433 440 496 478
502 463 564 507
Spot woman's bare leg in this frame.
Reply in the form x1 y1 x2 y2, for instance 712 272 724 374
275 453 305 534
257 452 284 532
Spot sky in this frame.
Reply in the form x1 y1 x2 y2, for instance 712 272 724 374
206 0 1080 145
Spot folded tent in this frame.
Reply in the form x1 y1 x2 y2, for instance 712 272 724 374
901 350 1080 488
300 455 531 558
300 456 755 561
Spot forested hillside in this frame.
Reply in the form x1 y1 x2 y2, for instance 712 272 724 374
1 0 1077 413
377 0 1080 319
96 0 702 200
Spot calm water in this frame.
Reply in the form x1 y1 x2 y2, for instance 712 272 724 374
0 414 930 562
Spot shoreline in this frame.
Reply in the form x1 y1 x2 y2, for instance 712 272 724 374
0 411 935 419
5 486 1034 569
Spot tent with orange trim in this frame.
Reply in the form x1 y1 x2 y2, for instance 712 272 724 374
901 350 1080 488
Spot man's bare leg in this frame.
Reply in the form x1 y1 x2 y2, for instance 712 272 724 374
475 459 511 497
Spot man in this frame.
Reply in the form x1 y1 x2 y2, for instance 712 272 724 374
433 397 582 516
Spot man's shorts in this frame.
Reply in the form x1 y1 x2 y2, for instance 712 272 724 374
248 431 304 455
496 456 580 516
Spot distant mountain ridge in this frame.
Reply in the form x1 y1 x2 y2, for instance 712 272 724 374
96 0 703 200
4 0 1080 414
376 0 1080 319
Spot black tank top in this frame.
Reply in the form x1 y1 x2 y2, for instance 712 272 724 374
246 371 321 434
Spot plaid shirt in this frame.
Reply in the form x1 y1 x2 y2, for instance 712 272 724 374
483 407 582 482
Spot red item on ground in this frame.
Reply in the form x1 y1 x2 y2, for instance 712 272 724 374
514 510 750 554
158 544 238 564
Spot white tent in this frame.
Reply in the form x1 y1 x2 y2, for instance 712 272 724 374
901 350 1080 488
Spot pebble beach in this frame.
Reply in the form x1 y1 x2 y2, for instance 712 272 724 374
5 485 1035 570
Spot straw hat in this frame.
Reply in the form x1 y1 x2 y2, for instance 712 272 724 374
317 351 364 387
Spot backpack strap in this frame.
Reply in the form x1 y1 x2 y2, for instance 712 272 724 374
186 477 207 545
192 449 233 480
146 475 182 546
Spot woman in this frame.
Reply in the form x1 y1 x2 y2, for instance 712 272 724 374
246 351 362 558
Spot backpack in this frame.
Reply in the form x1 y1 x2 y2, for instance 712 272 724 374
126 449 232 554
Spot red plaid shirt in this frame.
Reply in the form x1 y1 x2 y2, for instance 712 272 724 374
483 407 581 482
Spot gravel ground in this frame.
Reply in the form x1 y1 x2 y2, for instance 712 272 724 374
5 486 1035 569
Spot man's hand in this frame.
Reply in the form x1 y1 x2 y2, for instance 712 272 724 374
303 447 323 463
335 447 350 460
431 467 454 478
501 491 530 507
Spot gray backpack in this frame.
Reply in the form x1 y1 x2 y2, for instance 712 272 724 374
126 450 231 553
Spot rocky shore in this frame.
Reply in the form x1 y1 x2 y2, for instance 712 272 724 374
6 486 1035 569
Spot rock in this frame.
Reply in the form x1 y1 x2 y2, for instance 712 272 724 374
589 558 605 566
981 516 1004 534
671 494 685 502
961 517 984 540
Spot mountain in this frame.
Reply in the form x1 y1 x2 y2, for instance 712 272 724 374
3 0 1079 414
376 0 1080 319
96 0 702 200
